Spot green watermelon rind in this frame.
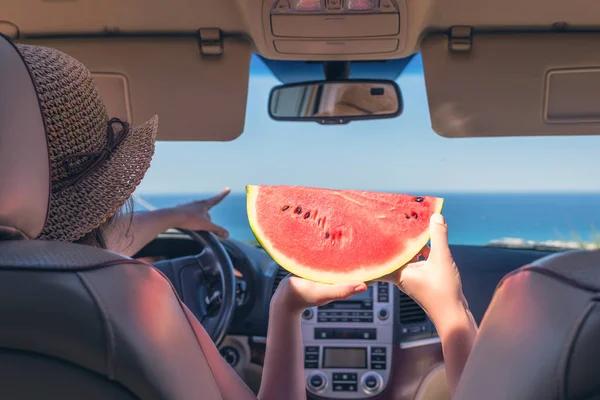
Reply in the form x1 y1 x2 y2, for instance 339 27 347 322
246 185 444 284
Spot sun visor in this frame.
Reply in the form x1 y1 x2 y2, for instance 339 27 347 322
421 31 600 138
18 36 251 141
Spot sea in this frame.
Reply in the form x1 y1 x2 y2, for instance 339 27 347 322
136 193 600 246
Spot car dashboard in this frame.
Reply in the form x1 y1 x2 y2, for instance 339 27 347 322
135 232 556 400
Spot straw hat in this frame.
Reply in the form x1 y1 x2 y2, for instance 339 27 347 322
14 43 158 242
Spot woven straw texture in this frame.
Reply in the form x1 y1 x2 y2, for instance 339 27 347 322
15 44 157 242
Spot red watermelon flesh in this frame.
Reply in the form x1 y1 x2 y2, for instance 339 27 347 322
246 185 444 283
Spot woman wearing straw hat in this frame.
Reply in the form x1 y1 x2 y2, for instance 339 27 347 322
18 42 476 399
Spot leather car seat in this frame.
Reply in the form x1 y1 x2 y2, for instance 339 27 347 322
454 250 600 400
0 35 224 399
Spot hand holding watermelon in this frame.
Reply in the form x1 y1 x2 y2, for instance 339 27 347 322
378 214 470 326
378 214 478 397
272 275 368 314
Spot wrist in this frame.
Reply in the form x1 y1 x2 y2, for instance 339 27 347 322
431 295 477 338
162 207 186 229
270 282 304 318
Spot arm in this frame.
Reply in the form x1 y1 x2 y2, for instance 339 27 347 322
382 214 478 398
258 300 305 400
181 305 258 400
258 277 366 400
424 295 478 397
106 189 231 257
107 209 178 257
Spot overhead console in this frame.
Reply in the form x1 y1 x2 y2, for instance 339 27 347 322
264 0 407 59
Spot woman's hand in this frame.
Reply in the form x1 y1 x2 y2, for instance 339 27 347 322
378 213 477 397
378 214 467 325
272 275 368 315
169 188 231 238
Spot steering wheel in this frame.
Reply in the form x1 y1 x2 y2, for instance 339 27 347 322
152 229 237 346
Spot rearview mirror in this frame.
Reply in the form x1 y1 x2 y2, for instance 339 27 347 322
268 80 402 124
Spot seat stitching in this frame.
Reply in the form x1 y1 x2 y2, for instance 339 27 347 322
497 266 600 293
76 271 116 380
558 300 598 400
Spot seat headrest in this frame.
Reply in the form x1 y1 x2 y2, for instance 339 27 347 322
0 34 50 240
454 250 600 400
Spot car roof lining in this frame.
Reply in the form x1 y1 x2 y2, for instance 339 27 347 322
6 0 600 140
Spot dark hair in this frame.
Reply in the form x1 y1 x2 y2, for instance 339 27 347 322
75 198 135 249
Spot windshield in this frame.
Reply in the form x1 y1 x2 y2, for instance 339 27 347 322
136 54 600 250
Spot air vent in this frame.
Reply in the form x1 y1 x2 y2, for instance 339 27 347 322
398 292 426 324
272 267 289 296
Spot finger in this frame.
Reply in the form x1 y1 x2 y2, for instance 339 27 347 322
428 213 452 261
205 187 231 207
204 221 229 238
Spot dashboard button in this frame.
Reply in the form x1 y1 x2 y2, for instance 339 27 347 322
315 328 334 339
220 346 240 367
358 328 376 340
334 328 357 339
365 376 377 389
308 372 327 391
362 372 383 392
378 308 389 320
371 347 386 354
333 383 357 391
305 353 319 361
302 308 314 320
372 362 385 370
371 354 386 362
304 361 318 369
305 346 319 353
310 375 323 387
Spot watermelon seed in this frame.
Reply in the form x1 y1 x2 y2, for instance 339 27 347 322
304 212 311 219
282 205 290 211
325 232 330 239
295 206 302 214
415 197 424 202
411 212 419 219
405 214 410 219
317 218 322 225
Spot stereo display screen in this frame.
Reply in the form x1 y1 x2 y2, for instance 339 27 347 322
323 347 367 369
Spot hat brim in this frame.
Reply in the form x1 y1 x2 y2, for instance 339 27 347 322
39 115 158 242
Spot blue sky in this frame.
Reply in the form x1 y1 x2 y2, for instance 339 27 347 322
137 54 600 195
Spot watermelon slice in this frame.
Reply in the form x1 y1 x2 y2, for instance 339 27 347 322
246 185 444 284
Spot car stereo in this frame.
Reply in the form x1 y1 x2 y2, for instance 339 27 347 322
301 282 393 399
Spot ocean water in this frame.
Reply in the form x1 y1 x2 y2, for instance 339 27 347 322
136 193 600 246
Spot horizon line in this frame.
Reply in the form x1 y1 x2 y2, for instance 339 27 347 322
135 189 600 196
